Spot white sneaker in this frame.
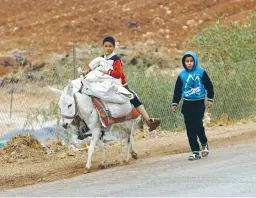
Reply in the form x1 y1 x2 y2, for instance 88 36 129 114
201 143 209 157
188 152 201 161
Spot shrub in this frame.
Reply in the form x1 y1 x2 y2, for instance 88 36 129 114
185 10 256 63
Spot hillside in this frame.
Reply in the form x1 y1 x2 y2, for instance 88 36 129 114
0 0 255 59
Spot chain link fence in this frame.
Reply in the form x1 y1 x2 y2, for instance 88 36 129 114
0 46 255 137
125 59 256 130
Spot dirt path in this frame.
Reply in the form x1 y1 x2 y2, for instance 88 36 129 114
0 121 256 190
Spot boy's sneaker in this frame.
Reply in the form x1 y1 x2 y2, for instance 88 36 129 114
148 118 161 132
201 143 209 157
188 152 201 161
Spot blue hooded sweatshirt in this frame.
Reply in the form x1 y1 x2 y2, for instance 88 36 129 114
180 51 206 100
171 51 214 106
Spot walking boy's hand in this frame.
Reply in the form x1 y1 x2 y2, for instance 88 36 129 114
171 106 177 112
207 101 213 108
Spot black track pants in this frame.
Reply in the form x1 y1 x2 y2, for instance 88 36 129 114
181 99 208 152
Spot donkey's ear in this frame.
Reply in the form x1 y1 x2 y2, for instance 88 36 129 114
67 80 73 96
48 86 63 95
68 80 73 88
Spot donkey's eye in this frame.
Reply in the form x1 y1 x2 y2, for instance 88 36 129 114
68 104 72 108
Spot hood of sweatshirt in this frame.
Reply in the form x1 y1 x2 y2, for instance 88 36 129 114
181 51 199 71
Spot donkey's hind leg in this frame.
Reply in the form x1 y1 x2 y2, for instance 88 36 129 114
97 137 106 169
119 127 125 165
130 119 140 160
125 121 137 162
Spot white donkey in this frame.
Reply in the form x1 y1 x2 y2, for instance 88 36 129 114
49 79 141 171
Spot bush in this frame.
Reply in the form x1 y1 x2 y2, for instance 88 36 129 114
185 10 256 64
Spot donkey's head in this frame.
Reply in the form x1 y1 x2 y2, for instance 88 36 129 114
49 80 78 128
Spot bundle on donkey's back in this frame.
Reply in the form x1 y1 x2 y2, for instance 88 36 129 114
82 57 134 118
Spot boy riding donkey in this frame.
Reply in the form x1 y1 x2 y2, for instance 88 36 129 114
84 36 161 132
98 36 161 131
76 36 161 140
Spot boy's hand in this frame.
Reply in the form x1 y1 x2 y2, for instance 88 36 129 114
81 70 88 76
207 101 213 108
171 106 177 112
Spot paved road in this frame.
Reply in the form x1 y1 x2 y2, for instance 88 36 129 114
1 144 256 197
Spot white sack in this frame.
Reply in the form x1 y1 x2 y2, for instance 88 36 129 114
103 101 133 118
89 57 109 70
82 57 133 103
82 80 133 103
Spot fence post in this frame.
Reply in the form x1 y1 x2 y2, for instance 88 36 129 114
9 80 14 118
73 43 76 78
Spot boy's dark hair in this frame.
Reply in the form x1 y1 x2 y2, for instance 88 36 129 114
182 54 194 68
182 54 193 62
103 36 115 46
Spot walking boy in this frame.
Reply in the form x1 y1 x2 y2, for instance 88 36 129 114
171 51 214 160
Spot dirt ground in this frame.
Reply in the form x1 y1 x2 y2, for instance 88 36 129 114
0 120 256 190
0 0 255 60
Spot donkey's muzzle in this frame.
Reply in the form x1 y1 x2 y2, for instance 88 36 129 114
62 123 68 129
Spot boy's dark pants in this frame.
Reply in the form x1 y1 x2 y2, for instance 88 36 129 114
124 86 143 108
181 99 208 152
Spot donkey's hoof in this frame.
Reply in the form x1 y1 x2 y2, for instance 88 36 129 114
84 168 91 174
130 151 138 160
98 163 107 169
123 160 130 165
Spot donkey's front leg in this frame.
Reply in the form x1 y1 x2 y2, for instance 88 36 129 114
125 126 135 163
85 128 100 170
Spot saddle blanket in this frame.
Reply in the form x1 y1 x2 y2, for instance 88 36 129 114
92 97 140 128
